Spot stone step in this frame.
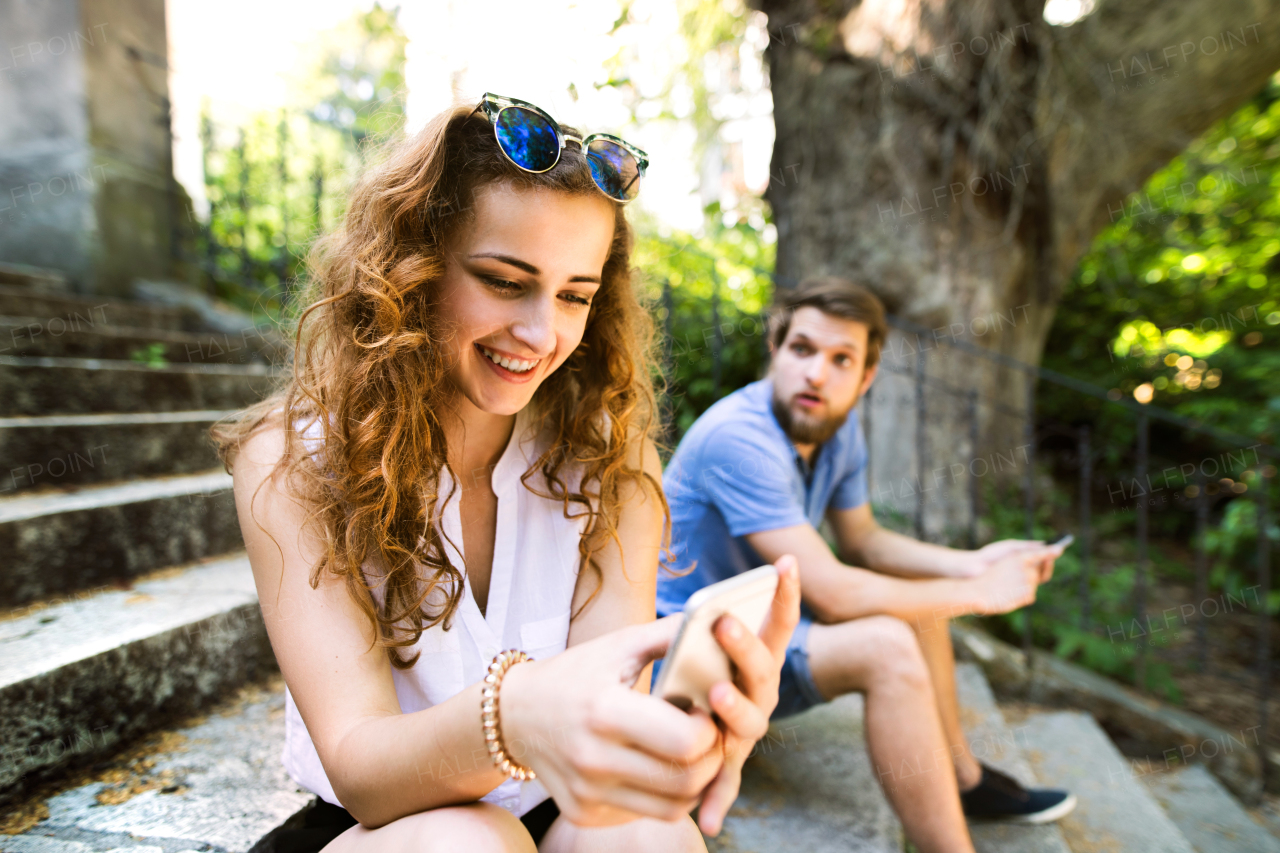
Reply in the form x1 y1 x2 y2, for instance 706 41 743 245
0 261 69 291
0 553 276 808
0 676 314 852
0 411 232 494
1142 764 1280 853
0 314 283 365
0 470 241 607
1020 710 1195 853
954 663 1072 853
0 356 275 416
708 694 903 853
0 285 194 333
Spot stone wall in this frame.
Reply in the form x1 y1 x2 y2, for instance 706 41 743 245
0 0 172 295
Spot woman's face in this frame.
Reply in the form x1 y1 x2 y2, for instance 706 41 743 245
435 182 616 417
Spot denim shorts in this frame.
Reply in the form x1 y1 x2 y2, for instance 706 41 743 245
649 614 825 720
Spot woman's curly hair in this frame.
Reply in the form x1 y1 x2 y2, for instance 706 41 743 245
213 100 667 669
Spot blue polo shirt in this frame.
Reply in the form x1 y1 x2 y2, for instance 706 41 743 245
656 377 869 617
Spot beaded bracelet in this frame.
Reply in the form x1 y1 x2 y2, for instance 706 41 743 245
481 649 537 781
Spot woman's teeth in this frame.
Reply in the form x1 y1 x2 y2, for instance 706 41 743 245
479 345 537 374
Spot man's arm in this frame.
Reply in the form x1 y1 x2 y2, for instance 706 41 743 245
825 503 983 578
827 504 1058 581
744 523 1039 626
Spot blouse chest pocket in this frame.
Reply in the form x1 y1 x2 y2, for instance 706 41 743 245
520 611 571 660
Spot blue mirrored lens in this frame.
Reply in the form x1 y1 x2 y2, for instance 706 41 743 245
495 106 559 172
586 139 641 201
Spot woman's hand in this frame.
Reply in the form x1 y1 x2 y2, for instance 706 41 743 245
698 554 802 836
499 616 722 827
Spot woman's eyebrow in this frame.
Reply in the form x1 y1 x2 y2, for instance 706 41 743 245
470 252 538 274
469 252 602 285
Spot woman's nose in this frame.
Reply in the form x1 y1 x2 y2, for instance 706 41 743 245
509 295 557 356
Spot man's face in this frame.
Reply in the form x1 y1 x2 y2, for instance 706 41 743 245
770 306 878 446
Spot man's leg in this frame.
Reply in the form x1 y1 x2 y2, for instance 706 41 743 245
805 616 975 853
909 616 983 791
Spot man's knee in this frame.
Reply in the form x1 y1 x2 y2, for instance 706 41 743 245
862 616 930 688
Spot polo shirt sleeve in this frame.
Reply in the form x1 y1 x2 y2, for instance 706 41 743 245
694 427 809 537
830 419 870 510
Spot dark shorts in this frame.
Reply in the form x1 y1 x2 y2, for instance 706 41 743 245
272 796 561 852
649 614 826 720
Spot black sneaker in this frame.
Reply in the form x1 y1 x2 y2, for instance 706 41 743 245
960 764 1077 824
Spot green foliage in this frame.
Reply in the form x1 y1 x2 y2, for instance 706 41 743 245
194 4 407 320
1042 74 1280 443
129 343 168 368
633 206 775 437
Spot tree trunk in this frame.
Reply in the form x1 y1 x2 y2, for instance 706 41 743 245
754 0 1280 540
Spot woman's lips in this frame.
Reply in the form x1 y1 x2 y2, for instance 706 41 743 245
475 343 539 384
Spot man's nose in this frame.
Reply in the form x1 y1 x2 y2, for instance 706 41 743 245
804 357 828 387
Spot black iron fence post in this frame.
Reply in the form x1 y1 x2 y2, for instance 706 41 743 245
1195 469 1210 671
915 354 927 541
662 278 675 446
968 390 979 548
710 272 723 400
1078 425 1092 629
1256 483 1271 780
1135 412 1150 690
1022 370 1036 661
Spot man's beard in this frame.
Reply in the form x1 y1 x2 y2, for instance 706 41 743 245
771 390 850 446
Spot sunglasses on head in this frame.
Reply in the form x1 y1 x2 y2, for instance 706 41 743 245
472 92 648 203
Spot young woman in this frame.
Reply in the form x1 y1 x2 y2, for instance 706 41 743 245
215 93 800 853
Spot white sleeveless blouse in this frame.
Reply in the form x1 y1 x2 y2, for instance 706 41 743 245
281 406 589 817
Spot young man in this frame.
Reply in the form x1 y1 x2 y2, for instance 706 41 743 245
655 277 1075 853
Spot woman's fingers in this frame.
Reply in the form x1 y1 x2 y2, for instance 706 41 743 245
567 733 720 799
757 555 802 661
708 680 769 751
695 759 743 836
588 687 720 764
714 613 779 706
609 614 684 684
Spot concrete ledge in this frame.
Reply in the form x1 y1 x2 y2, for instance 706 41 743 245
1021 711 1195 853
708 694 902 853
0 410 232 493
0 554 276 806
1 676 311 851
953 622 1264 804
0 471 242 606
0 315 284 365
0 356 276 415
0 285 191 333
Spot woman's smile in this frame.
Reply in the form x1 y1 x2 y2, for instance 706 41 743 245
475 342 541 383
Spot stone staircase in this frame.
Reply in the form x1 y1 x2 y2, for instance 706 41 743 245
2 280 1278 852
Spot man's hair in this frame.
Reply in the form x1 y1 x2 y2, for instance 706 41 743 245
769 276 888 369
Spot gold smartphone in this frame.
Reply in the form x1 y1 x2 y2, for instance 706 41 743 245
654 564 779 714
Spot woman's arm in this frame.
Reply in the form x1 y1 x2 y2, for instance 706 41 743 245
564 435 665 691
234 425 511 827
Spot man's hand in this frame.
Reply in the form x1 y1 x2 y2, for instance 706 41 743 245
968 552 1042 615
964 539 1059 582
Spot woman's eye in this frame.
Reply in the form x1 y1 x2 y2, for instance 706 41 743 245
562 293 592 306
481 275 519 292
